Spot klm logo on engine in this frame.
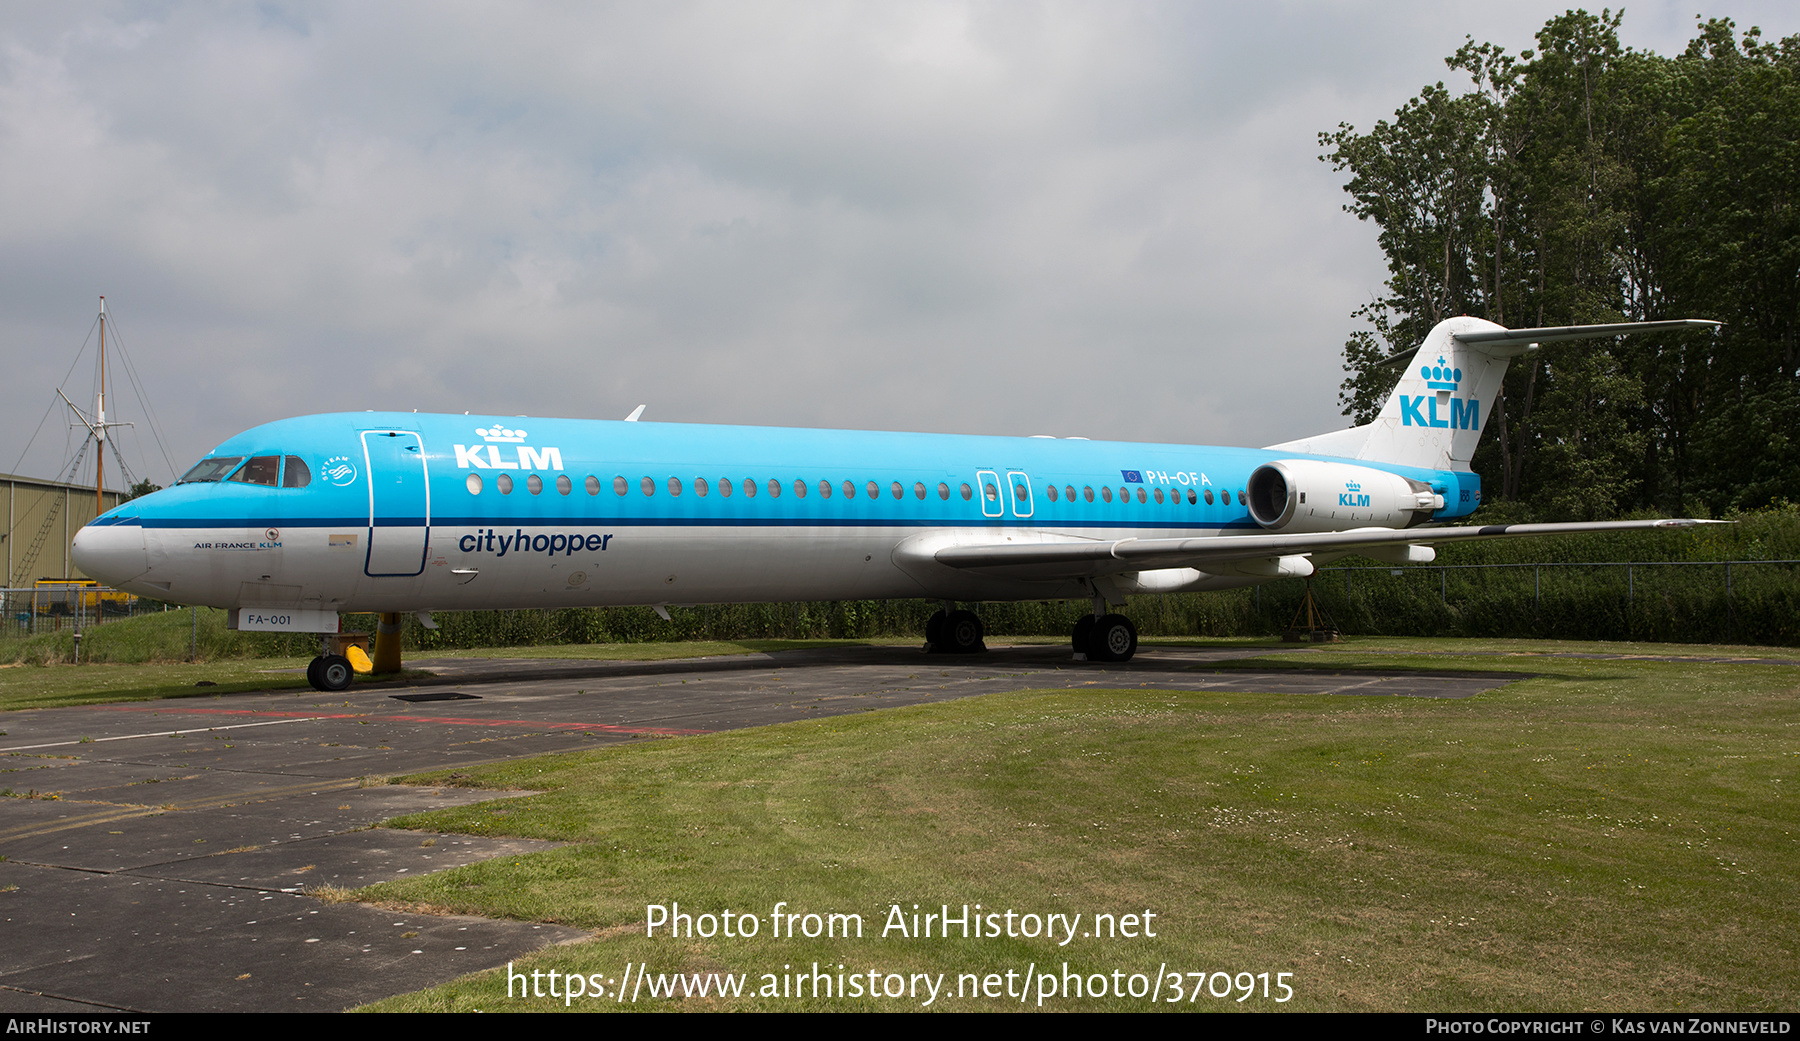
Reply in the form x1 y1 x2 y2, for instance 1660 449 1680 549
454 426 564 471
1339 480 1371 508
1400 356 1480 430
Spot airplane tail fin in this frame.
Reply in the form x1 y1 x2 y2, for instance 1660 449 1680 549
1266 317 1718 471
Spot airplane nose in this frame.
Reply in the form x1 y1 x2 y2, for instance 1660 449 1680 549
71 521 150 587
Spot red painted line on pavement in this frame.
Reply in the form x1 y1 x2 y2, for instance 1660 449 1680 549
82 703 709 736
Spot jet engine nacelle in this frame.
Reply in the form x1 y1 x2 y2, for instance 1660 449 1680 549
1246 460 1444 533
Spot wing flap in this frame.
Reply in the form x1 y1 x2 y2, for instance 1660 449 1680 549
932 519 1721 577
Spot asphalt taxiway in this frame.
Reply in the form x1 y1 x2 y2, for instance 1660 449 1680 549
0 642 1524 1012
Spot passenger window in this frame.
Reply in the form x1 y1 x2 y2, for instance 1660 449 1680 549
466 473 483 495
1064 485 1075 502
1083 486 1094 503
587 475 601 495
914 482 926 500
614 475 628 496
641 476 655 496
1204 488 1214 505
843 480 856 498
937 482 950 501
1135 487 1146 504
1239 488 1247 505
696 477 709 497
1153 487 1165 504
498 474 514 494
668 477 682 496
1101 486 1112 503
556 474 572 495
794 479 807 499
960 483 972 501
720 477 734 497
1187 488 1196 504
1046 484 1059 502
229 456 280 486
744 478 757 498
983 481 998 502
891 482 904 500
528 474 544 495
767 478 781 498
819 480 832 499
1221 489 1232 505
282 456 311 488
867 481 879 499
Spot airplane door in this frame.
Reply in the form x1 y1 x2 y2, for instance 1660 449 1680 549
975 470 1004 518
1006 471 1034 519
362 430 430 577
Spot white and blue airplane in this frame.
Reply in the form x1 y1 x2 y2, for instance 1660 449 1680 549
72 316 1718 691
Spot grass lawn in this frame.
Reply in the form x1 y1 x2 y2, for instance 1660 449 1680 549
330 639 1799 1012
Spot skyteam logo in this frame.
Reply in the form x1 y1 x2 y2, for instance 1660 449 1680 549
1339 480 1370 507
1401 356 1480 431
455 427 564 471
322 455 358 486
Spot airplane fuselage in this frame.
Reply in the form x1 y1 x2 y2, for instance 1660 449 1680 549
74 411 1479 622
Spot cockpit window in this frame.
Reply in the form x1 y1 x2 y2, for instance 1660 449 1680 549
282 456 311 488
228 456 281 486
178 456 244 483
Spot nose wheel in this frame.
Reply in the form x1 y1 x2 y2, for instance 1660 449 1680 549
306 655 355 692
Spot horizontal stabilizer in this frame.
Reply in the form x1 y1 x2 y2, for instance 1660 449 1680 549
1453 318 1719 357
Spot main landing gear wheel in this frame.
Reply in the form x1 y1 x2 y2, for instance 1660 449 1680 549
307 654 355 692
927 609 986 654
925 610 947 649
1084 614 1138 663
1071 614 1096 657
944 610 986 653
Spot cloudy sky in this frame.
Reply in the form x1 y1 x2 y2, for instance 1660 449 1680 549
4 2 1793 487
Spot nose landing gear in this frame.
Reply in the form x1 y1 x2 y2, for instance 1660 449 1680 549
305 654 355 692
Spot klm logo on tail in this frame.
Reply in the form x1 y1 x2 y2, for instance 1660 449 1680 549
1400 357 1480 430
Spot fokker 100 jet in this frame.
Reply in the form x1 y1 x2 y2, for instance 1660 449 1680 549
72 316 1718 691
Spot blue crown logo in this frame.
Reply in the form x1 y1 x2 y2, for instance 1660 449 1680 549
1420 356 1462 392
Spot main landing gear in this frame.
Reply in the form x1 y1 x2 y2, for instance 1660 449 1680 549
1072 611 1137 663
924 605 986 654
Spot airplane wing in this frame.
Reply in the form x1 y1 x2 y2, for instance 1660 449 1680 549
927 519 1723 581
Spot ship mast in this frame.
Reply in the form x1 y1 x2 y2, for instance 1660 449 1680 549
96 296 107 515
56 297 134 515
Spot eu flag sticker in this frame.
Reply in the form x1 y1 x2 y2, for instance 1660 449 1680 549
1121 470 1143 483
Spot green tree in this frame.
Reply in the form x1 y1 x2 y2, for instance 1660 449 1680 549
1326 10 1799 518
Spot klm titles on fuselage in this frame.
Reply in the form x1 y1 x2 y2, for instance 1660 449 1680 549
453 426 564 471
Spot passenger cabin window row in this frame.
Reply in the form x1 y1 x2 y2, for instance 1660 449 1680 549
463 469 1248 509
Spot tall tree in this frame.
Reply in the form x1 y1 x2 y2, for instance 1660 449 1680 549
1326 10 1799 518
